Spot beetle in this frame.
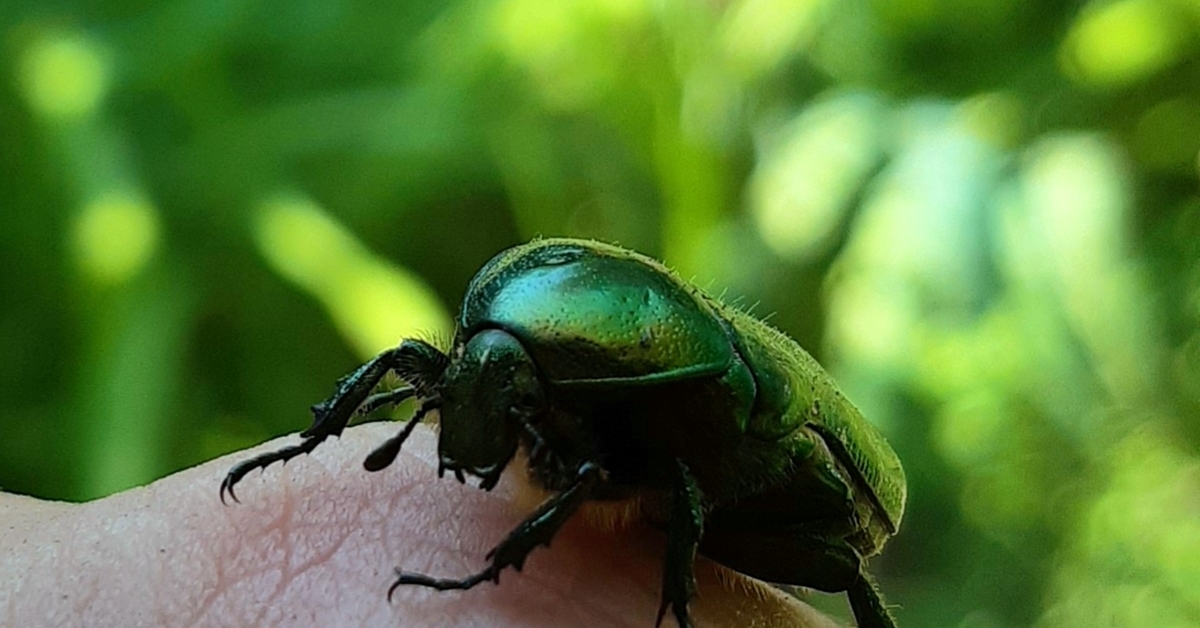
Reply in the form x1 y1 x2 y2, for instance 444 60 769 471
221 238 906 628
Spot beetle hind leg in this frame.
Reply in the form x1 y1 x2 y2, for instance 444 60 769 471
656 459 702 628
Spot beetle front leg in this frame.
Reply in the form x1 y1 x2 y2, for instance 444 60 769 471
219 437 327 504
656 459 703 628
357 385 417 417
220 351 403 503
220 339 444 504
388 461 605 598
301 341 437 441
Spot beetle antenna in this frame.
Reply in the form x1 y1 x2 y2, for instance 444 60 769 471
363 399 440 472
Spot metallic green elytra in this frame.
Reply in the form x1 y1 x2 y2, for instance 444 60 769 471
222 238 907 628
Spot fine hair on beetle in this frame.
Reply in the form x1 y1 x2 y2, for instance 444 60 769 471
222 238 906 628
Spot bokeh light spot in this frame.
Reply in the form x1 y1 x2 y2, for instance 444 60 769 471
720 0 826 78
826 273 916 372
751 92 883 260
1064 427 1200 626
18 33 110 121
254 194 451 357
489 0 647 108
1061 0 1182 88
492 0 575 70
1022 135 1161 403
72 192 160 286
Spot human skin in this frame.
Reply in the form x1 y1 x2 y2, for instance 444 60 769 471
0 422 842 628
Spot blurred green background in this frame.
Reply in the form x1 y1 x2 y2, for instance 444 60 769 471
2 0 1199 626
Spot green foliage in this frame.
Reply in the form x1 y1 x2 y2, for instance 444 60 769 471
2 0 1198 625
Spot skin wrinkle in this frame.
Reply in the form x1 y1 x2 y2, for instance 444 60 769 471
190 516 232 627
383 446 519 578
207 445 296 626
183 510 228 627
242 484 294 627
1 423 836 627
275 480 374 623
230 432 402 625
230 439 357 627
272 465 302 614
378 479 423 583
282 505 343 602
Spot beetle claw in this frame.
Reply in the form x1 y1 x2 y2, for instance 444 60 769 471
218 476 241 505
219 239 906 628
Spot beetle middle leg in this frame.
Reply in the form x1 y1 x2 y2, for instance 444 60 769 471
656 459 702 628
388 461 605 598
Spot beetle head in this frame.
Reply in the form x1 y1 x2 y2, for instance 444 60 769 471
437 328 543 490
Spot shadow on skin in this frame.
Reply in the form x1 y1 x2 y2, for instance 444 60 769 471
0 423 842 628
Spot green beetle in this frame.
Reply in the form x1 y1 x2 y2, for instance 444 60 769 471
221 238 906 628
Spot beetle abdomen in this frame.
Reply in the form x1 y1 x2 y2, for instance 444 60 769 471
461 239 735 386
725 307 907 534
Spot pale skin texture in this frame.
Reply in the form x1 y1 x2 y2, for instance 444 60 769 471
0 422 844 628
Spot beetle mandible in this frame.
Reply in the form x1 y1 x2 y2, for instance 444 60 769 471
221 238 907 628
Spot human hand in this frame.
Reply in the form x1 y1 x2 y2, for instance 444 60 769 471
1 422 841 627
